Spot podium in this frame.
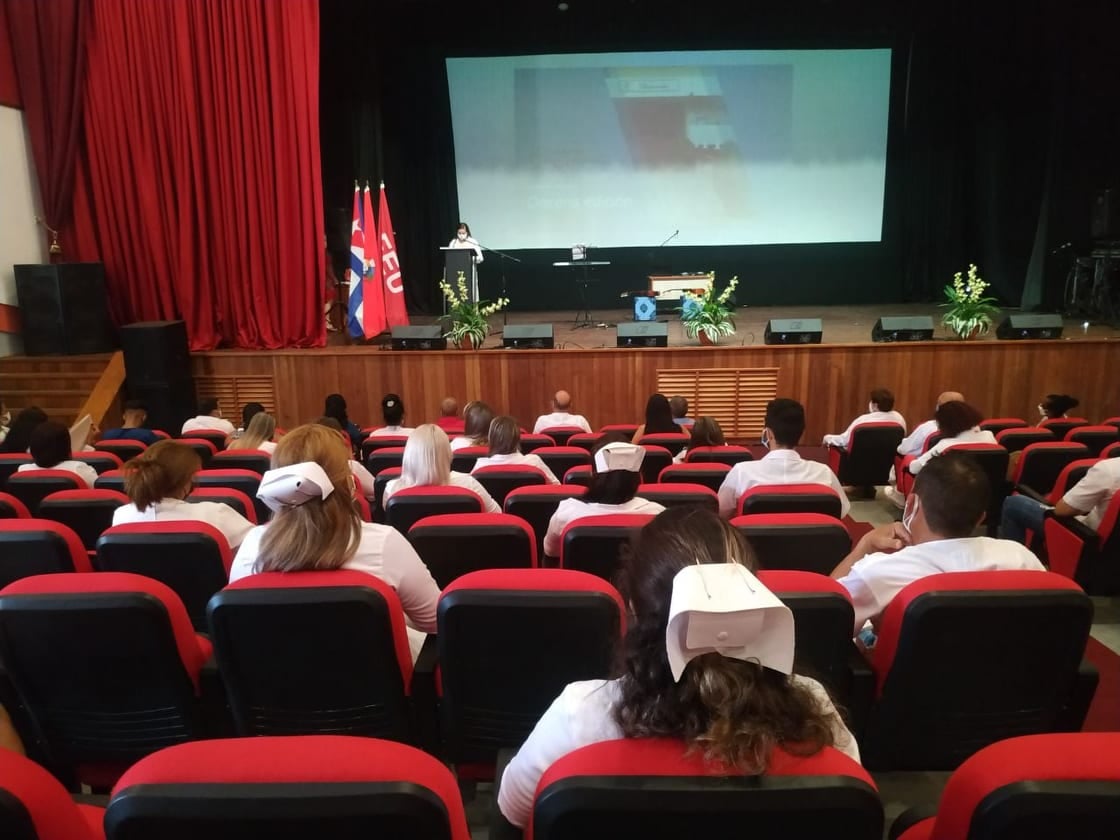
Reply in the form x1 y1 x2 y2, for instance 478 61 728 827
441 246 479 302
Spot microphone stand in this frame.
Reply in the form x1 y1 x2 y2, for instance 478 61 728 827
479 243 521 329
658 229 680 247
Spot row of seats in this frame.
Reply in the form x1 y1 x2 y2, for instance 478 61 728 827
7 731 1119 840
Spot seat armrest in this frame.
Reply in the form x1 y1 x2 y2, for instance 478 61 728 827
889 807 937 840
1044 509 1098 541
1016 486 1049 504
1056 657 1099 731
410 634 441 754
845 643 875 742
490 747 524 840
197 653 236 738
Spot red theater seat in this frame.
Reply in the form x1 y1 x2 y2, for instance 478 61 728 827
177 437 218 466
179 429 227 452
1104 441 1120 459
598 423 638 437
565 432 604 452
560 513 656 582
862 571 1095 771
0 748 105 840
995 426 1054 453
93 470 126 493
530 739 881 840
1044 492 1120 594
1012 442 1090 496
367 446 406 476
187 486 258 522
562 464 592 487
683 445 753 467
636 482 718 512
208 450 270 474
104 736 470 840
737 483 844 518
535 447 592 482
0 492 31 519
635 433 689 456
0 519 91 591
39 489 129 554
503 485 587 561
450 445 489 473
473 464 548 506
537 426 584 447
384 486 484 535
0 454 32 487
638 445 673 484
1039 417 1089 440
945 443 1010 536
208 571 414 739
657 461 731 492
734 513 851 575
1065 424 1120 457
373 466 402 519
192 468 268 522
71 450 124 475
93 440 147 461
408 513 537 588
5 471 84 515
827 422 905 488
361 434 410 459
979 417 1028 436
519 433 557 453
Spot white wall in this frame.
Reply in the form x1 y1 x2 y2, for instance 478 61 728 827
0 104 46 356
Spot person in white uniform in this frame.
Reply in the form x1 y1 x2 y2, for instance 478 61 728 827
112 440 255 549
533 390 592 435
450 401 494 452
717 399 850 519
906 400 996 475
229 424 442 659
543 438 665 558
447 222 483 300
366 393 415 438
383 423 500 513
181 398 236 437
833 453 1044 635
17 421 98 489
498 506 859 829
225 411 277 455
822 387 906 449
897 391 964 458
473 415 559 483
1000 456 1120 545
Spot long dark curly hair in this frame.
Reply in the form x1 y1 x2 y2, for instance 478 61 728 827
612 506 837 772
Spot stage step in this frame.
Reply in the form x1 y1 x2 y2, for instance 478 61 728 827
0 354 116 425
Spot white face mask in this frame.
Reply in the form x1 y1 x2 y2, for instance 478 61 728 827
902 497 918 533
760 429 770 449
868 403 876 414
457 231 467 241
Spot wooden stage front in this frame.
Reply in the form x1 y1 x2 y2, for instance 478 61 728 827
193 304 1120 443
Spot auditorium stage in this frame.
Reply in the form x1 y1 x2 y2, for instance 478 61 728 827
194 303 1119 445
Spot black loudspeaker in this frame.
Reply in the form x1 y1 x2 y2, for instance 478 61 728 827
391 325 447 350
503 324 555 349
871 316 935 342
14 263 116 355
764 318 823 345
120 321 197 434
996 313 1064 340
617 322 668 348
1091 188 1117 240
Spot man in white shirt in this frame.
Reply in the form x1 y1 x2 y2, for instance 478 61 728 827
1000 457 1120 545
832 453 1044 634
533 390 592 434
181 398 236 436
717 398 850 518
897 391 964 457
822 388 906 449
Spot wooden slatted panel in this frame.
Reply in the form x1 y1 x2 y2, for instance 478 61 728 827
194 376 276 422
657 368 778 439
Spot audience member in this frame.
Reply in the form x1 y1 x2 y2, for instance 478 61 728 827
0 397 10 445
498 506 856 828
822 387 906 448
533 390 591 434
314 416 376 499
632 393 679 440
226 412 277 454
0 406 47 454
472 415 559 483
543 438 665 557
100 400 161 445
383 423 500 512
112 440 254 548
669 395 695 428
323 393 363 451
906 400 995 475
1038 393 1080 421
181 398 236 436
229 424 440 658
16 421 97 488
717 399 850 518
226 401 265 446
1001 454 1120 545
435 397 461 433
832 454 1043 635
897 391 964 457
451 401 494 451
368 393 415 437
673 416 726 463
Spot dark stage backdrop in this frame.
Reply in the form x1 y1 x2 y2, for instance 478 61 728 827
320 0 1119 316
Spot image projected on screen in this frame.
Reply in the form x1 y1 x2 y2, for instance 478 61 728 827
446 49 891 249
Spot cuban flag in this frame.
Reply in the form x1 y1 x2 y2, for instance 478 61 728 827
347 185 367 339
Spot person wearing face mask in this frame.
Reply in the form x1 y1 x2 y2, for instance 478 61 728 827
822 388 906 449
831 453 1043 637
896 391 965 458
717 398 850 519
447 222 483 301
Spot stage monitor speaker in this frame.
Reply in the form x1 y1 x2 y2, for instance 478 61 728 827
503 324 554 349
871 315 935 342
1091 188 1117 240
996 313 1064 340
616 322 668 348
391 325 447 351
14 263 116 356
764 318 823 345
120 321 192 387
131 383 198 438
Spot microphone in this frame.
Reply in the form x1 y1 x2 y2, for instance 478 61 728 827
659 230 679 247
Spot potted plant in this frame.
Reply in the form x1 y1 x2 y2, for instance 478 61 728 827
678 274 739 345
439 271 509 349
941 263 999 339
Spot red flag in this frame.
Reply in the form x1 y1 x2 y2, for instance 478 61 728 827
378 182 410 326
360 185 387 337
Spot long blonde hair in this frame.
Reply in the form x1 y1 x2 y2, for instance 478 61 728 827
256 424 361 573
229 412 276 452
122 441 201 512
397 424 452 489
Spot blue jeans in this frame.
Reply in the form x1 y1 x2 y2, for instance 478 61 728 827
1000 494 1050 544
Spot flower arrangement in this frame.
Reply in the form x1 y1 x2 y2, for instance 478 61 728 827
439 271 509 348
941 264 999 339
678 273 739 344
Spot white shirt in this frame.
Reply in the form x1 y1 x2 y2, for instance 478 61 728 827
543 496 665 558
112 497 255 549
17 460 98 489
717 449 850 519
838 536 1045 633
181 415 236 436
497 676 859 828
533 411 592 435
447 236 483 263
230 521 441 658
1063 458 1120 532
350 460 377 500
823 410 907 449
907 428 998 474
473 452 560 484
898 418 938 457
450 436 480 452
368 426 414 438
383 471 501 513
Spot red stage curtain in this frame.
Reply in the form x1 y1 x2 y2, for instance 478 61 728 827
68 0 325 350
2 0 89 246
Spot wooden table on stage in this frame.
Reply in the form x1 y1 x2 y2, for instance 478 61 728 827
648 273 714 304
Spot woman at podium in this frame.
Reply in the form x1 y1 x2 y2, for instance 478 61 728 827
445 221 484 300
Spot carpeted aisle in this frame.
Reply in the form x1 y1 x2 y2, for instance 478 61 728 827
1082 638 1120 731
